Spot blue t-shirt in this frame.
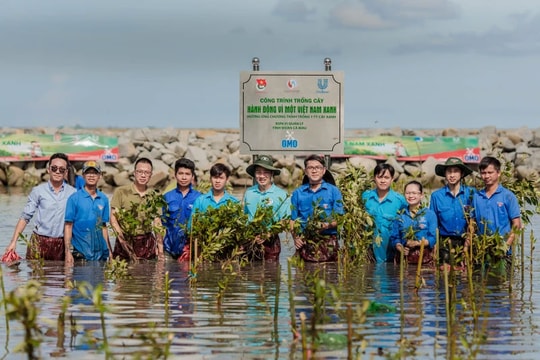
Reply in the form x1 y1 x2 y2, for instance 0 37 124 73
243 184 291 222
362 189 407 263
75 175 85 190
390 207 438 249
162 186 201 256
291 181 344 236
429 184 474 238
189 190 239 229
472 185 520 238
65 188 110 261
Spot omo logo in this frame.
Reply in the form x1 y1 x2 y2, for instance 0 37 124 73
281 130 298 148
464 148 479 163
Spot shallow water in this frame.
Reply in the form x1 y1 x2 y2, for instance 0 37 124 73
1 191 540 359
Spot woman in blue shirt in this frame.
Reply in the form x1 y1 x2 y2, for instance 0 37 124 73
391 180 437 265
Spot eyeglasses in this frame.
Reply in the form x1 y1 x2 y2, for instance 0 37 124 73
135 170 152 176
50 166 67 174
306 166 324 171
405 191 422 196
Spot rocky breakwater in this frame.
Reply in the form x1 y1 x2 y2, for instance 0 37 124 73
1 126 540 192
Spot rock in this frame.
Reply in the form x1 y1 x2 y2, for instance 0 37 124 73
385 157 404 175
186 146 211 172
441 128 459 137
403 163 422 177
7 166 25 186
0 167 6 185
3 126 540 193
347 156 377 174
112 171 131 187
118 140 138 161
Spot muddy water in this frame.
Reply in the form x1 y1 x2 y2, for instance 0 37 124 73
1 191 540 359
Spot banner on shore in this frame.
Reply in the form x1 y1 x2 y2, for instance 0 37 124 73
0 133 119 162
343 135 480 163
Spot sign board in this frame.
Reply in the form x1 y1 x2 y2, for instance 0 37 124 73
0 133 119 162
240 71 344 155
343 135 480 163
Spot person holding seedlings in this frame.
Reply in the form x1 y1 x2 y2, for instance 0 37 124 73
2 153 76 261
472 156 521 257
110 157 164 261
190 163 239 216
162 158 201 260
362 163 407 263
291 154 344 262
64 161 113 264
244 155 291 261
392 180 437 265
430 157 475 268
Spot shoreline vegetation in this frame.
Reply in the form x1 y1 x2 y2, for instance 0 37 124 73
1 126 539 193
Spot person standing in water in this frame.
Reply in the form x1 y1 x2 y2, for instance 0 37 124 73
362 163 407 263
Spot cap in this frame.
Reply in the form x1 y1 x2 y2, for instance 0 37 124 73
82 160 102 174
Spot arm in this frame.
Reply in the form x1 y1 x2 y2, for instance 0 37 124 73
102 224 113 260
290 219 304 250
4 218 29 254
110 209 135 259
390 220 407 255
153 217 164 258
64 222 74 265
507 217 522 246
5 188 40 254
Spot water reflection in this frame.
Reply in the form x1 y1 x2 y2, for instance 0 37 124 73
1 193 540 358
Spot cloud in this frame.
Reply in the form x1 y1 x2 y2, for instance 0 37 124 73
330 2 395 30
392 12 540 56
272 0 317 22
329 0 460 30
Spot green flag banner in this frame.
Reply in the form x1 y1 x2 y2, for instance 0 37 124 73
0 133 119 162
343 135 480 163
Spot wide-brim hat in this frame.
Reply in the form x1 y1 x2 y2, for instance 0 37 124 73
435 157 472 178
246 155 281 177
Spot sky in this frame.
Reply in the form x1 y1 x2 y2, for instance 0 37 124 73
1 0 539 130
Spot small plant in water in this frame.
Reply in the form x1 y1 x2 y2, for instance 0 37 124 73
4 280 43 359
112 190 166 260
104 257 131 280
335 162 375 264
77 282 112 358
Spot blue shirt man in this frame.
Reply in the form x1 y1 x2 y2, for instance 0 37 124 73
430 157 476 265
244 156 291 222
362 163 407 263
189 163 239 228
64 161 112 264
291 155 344 262
163 158 201 258
291 181 343 236
430 185 475 237
244 155 291 261
473 156 521 255
430 158 475 238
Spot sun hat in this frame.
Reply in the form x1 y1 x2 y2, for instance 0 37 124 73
82 160 102 174
246 155 281 177
435 157 472 178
